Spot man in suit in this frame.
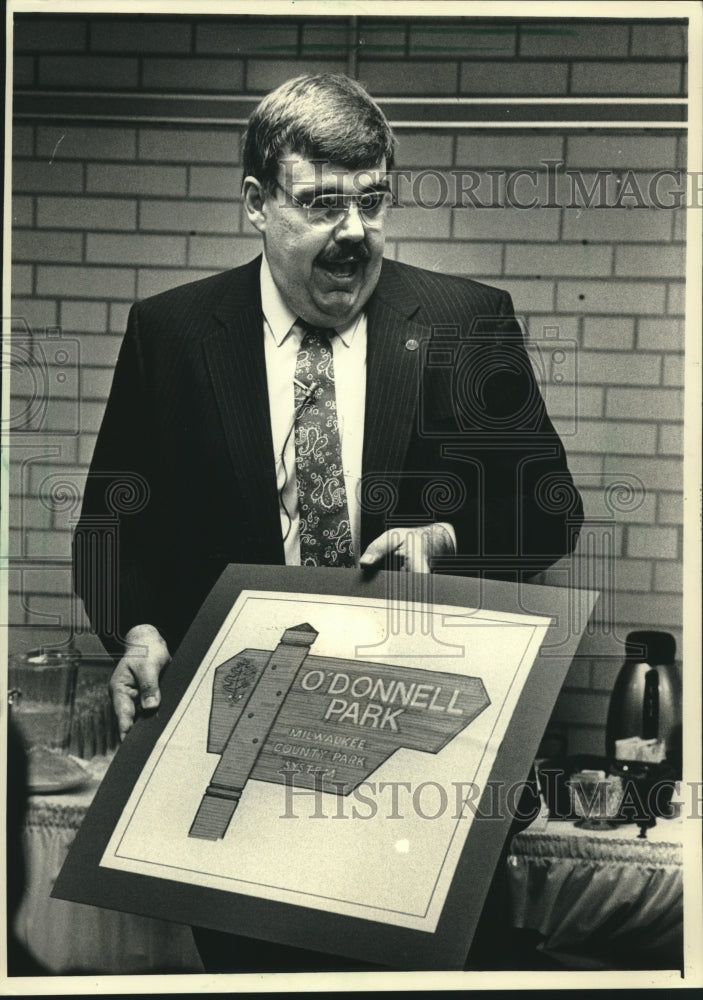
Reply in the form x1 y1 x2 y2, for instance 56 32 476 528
74 71 583 973
75 72 583 742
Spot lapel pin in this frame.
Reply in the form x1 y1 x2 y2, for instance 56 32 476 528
405 339 419 352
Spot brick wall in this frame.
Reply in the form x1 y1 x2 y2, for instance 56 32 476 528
9 14 688 756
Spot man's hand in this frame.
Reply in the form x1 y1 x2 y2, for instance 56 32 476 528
359 522 456 573
109 624 171 741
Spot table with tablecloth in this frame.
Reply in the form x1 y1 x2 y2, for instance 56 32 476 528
12 752 684 975
507 814 684 969
12 755 204 975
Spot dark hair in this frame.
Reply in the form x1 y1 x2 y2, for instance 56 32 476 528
242 74 396 191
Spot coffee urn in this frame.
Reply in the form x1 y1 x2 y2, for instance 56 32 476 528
605 630 682 776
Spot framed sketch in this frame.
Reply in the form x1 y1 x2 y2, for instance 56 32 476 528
54 565 597 969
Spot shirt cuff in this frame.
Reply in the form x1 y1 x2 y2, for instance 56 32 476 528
434 522 457 554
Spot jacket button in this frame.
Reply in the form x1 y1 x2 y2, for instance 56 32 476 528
405 339 419 352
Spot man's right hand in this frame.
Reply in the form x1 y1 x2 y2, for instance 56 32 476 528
109 624 171 741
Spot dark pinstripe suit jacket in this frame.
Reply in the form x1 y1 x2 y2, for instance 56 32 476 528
75 255 583 656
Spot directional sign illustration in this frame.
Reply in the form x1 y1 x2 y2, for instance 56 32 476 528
190 623 490 840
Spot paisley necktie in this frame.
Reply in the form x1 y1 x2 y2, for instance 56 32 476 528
294 324 355 567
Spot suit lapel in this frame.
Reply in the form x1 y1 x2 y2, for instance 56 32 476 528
363 263 427 476
203 260 283 561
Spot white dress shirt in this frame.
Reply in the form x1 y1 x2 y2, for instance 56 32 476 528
260 255 367 565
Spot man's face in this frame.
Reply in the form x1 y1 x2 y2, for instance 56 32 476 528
245 152 387 328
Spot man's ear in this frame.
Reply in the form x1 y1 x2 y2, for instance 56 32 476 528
243 176 268 234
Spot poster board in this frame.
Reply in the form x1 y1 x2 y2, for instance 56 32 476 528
53 565 597 970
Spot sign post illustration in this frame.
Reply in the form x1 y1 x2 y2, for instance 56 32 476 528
190 623 491 841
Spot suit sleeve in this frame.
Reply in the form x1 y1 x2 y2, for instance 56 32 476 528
419 290 584 579
73 304 168 657
491 291 583 574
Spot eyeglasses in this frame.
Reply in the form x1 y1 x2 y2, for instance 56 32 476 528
272 180 393 229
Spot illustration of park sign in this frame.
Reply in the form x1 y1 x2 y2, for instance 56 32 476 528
190 623 490 841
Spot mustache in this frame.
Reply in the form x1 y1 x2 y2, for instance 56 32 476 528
317 244 371 266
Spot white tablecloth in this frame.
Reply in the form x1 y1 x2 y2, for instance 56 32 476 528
13 756 204 975
507 816 683 969
13 752 684 974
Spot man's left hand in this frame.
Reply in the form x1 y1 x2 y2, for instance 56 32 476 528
359 523 456 573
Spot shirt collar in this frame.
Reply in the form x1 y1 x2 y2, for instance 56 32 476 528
260 253 363 349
